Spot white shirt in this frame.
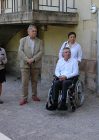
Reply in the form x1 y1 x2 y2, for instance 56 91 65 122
55 58 79 79
28 36 35 55
59 41 82 62
0 47 7 70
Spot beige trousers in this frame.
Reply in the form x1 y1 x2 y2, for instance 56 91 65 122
21 68 40 100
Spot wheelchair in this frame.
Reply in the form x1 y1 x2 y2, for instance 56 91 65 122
46 75 84 111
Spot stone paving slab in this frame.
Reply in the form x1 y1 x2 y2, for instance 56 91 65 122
0 76 99 140
0 133 12 140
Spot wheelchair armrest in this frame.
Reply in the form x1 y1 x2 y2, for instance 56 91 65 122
69 75 79 90
72 75 79 84
69 84 75 89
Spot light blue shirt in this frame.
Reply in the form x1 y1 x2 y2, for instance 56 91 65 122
55 57 79 79
28 36 35 55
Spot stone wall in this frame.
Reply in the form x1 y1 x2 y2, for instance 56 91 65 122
5 29 27 77
6 51 20 76
41 55 58 85
79 59 96 91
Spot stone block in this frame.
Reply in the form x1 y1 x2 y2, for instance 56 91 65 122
41 55 57 84
80 71 86 84
86 73 96 91
79 59 87 71
86 60 96 74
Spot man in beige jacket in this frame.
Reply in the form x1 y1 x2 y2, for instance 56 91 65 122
18 25 43 105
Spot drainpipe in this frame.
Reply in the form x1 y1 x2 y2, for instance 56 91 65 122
97 9 99 95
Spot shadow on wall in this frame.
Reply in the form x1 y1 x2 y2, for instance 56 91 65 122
5 28 28 77
6 51 20 76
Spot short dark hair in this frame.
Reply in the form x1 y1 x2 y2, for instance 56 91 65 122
62 47 71 57
63 47 71 53
68 32 76 38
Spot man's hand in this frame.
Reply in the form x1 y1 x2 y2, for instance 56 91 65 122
0 55 4 61
59 75 67 81
27 58 33 65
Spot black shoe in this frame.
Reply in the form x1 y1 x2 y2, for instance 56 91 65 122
46 104 57 111
58 103 68 111
71 106 76 112
0 99 4 104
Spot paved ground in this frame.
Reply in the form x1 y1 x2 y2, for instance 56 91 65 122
0 76 99 140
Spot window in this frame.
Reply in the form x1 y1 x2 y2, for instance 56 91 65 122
5 0 12 9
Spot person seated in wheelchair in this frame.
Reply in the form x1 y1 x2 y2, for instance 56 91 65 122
47 47 79 111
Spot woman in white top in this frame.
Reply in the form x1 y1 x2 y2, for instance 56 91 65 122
59 32 82 63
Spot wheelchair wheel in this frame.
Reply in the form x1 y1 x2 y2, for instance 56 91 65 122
46 88 54 109
74 80 84 107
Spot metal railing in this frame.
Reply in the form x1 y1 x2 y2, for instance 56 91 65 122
0 0 77 14
39 0 77 12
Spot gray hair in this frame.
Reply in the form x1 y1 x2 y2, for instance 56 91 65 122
63 47 71 53
27 24 37 31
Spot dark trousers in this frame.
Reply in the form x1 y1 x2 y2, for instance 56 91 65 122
52 77 78 104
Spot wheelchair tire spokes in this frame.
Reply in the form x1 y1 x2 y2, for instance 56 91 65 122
75 80 84 107
66 90 69 104
46 78 84 111
47 88 54 107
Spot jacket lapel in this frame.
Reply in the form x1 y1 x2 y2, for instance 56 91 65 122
26 36 33 53
33 37 38 54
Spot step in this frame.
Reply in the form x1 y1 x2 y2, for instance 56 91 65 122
0 133 12 140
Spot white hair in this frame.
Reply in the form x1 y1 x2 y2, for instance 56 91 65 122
28 25 37 31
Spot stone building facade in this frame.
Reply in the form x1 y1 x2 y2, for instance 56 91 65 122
0 0 98 92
